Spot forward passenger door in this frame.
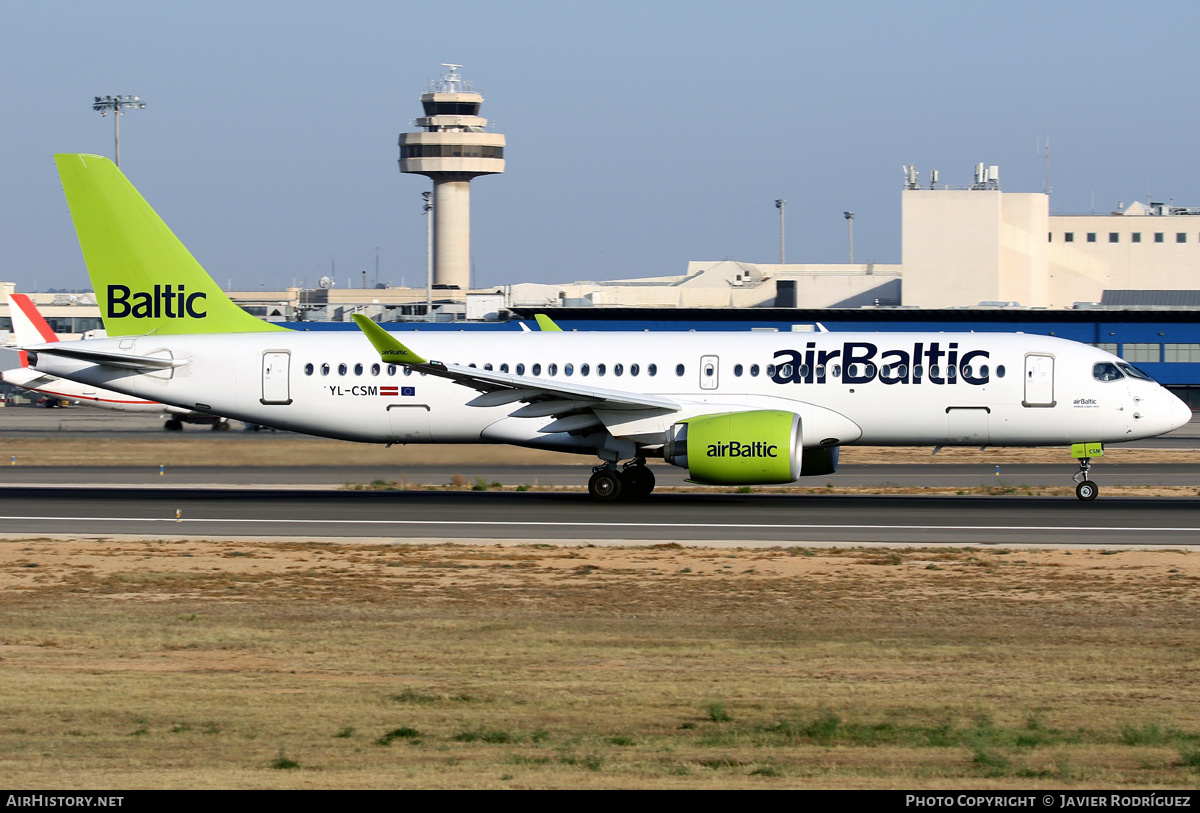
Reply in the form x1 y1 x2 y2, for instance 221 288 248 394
1022 354 1055 407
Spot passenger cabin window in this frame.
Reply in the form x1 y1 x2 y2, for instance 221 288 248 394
304 363 314 376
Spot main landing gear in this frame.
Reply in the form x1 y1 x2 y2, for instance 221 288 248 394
588 459 656 501
1073 456 1098 502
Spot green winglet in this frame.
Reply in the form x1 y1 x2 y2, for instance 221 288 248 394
54 154 286 335
352 314 427 364
534 313 563 332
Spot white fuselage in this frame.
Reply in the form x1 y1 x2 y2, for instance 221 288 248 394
30 330 1192 454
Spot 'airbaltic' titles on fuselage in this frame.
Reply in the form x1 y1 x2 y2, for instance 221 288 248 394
772 342 991 385
107 285 207 319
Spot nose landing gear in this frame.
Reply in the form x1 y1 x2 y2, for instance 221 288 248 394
1070 442 1103 501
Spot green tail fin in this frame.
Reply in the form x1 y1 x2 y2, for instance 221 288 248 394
54 154 285 335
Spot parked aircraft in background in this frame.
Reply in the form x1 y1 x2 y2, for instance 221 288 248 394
26 154 1193 499
2 292 229 430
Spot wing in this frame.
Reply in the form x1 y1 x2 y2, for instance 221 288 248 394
352 315 680 437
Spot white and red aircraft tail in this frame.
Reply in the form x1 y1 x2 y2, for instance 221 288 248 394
7 293 58 368
2 293 228 429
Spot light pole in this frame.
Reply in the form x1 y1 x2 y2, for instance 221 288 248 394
92 95 147 167
844 211 855 263
775 199 786 263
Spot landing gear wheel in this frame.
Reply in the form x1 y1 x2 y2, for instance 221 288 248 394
1072 455 1098 501
588 469 623 501
164 419 183 432
620 465 655 499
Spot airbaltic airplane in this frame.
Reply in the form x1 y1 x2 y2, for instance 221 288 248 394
27 154 1192 501
1 293 229 429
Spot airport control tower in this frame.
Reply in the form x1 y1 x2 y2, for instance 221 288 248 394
399 64 505 293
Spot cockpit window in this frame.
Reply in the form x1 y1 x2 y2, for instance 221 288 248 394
1093 362 1124 382
1117 362 1156 382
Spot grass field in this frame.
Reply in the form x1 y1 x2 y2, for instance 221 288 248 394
2 538 1199 789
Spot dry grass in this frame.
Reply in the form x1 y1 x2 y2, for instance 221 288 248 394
2 538 1199 789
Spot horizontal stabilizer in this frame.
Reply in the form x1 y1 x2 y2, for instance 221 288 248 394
27 344 184 371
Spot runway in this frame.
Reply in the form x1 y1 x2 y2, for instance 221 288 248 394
1 484 1198 546
1 406 1197 546
1 461 1200 488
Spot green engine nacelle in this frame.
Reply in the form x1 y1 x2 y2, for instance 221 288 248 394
664 410 805 485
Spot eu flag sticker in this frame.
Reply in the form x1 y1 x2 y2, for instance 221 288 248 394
401 386 416 397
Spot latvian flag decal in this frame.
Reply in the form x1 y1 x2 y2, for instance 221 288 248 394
381 386 399 396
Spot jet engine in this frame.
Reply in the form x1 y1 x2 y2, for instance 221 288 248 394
662 410 839 485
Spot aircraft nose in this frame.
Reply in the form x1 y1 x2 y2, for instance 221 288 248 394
1168 392 1193 432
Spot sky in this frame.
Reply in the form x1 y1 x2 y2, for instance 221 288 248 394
3 0 1199 293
